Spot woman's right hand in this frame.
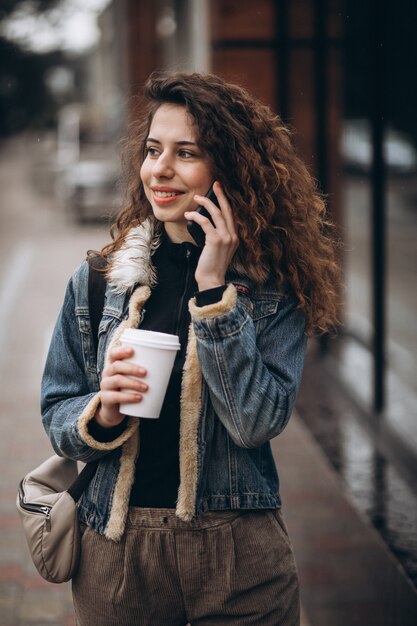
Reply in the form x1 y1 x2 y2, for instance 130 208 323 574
94 346 148 428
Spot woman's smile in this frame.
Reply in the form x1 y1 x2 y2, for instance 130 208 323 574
151 185 186 204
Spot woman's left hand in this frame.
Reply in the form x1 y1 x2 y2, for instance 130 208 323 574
184 181 239 291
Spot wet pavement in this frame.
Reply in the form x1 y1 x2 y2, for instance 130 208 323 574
274 412 417 625
0 134 416 624
296 344 417 590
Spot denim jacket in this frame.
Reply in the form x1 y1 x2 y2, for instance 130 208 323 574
41 219 307 541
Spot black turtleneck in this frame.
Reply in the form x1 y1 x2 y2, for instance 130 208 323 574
128 232 225 508
87 231 226 506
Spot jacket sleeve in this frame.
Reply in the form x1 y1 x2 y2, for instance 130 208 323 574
41 266 138 462
189 283 307 448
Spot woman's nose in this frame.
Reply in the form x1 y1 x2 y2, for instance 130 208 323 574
152 153 174 177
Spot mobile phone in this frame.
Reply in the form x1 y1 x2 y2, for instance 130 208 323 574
187 186 221 247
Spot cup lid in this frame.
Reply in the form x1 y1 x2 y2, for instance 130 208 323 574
120 328 180 350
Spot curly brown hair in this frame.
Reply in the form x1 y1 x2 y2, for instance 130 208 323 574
102 71 341 335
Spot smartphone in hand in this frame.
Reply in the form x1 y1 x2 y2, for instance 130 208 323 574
187 186 220 247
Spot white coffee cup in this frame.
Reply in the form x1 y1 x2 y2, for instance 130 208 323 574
119 329 180 418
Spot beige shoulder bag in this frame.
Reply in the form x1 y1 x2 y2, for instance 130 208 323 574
16 454 97 584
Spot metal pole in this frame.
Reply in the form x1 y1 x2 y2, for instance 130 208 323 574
314 0 328 195
370 0 386 413
276 0 290 121
314 0 330 354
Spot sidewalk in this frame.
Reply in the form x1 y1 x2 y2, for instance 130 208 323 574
274 413 417 626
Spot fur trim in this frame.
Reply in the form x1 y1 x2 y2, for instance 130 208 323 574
105 427 139 541
78 393 139 451
189 283 237 320
107 219 161 294
77 287 151 455
81 283 151 541
102 285 152 540
176 324 202 521
104 286 152 359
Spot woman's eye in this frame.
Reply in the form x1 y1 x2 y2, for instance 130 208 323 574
179 150 195 159
146 146 159 157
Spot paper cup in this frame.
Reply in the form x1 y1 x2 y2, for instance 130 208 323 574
119 329 180 418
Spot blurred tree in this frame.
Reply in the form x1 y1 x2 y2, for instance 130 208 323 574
0 38 67 135
0 0 65 136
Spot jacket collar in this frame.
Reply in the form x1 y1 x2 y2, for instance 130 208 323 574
107 218 162 294
107 217 247 295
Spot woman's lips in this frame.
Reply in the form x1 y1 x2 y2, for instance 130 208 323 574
151 188 185 205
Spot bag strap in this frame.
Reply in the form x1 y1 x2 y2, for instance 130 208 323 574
67 256 107 501
67 461 100 502
87 255 107 354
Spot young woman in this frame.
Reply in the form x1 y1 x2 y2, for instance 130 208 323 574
42 71 340 626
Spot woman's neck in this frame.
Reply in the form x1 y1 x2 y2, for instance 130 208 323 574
163 222 197 245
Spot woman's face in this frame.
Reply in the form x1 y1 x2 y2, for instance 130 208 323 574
140 103 213 243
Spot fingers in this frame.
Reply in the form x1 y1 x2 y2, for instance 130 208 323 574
103 356 146 379
101 372 148 393
108 346 142 366
185 181 238 248
100 389 144 407
100 345 148 407
212 182 238 243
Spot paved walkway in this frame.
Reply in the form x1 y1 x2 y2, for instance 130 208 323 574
274 414 417 625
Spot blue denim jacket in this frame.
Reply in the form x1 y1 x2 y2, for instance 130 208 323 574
41 220 307 541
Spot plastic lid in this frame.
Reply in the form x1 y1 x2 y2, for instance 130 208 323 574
120 328 180 350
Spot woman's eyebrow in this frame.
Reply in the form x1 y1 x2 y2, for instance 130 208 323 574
146 137 198 146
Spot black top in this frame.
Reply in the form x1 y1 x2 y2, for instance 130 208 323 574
129 233 201 507
88 232 226 508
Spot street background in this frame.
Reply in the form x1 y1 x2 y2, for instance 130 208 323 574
1 0 417 624
1 130 416 625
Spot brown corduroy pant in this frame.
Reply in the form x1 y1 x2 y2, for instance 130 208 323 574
72 507 300 626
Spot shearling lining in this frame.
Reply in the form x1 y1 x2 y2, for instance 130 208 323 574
77 392 139 452
77 285 151 454
107 219 161 293
189 283 237 319
176 324 202 520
